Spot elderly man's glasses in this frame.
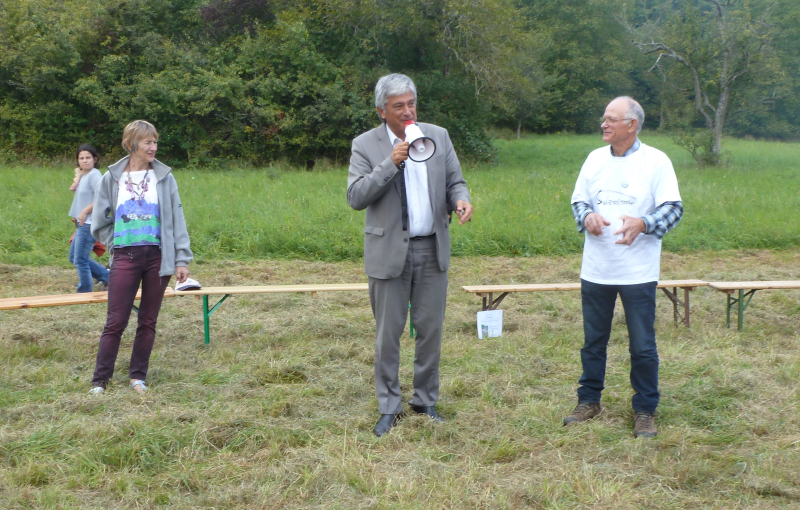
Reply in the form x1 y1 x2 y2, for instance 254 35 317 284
600 117 633 124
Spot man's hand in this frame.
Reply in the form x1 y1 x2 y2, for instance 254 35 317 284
455 200 473 225
585 212 610 236
614 215 646 245
390 141 409 167
176 266 189 284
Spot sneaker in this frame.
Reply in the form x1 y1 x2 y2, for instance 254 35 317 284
88 386 105 396
130 380 148 393
634 411 658 438
563 402 602 426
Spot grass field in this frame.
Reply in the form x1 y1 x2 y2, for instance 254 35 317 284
1 134 800 508
1 251 799 508
2 133 800 266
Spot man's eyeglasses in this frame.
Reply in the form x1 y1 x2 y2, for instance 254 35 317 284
600 117 633 124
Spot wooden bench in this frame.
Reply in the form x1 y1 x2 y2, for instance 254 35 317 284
0 288 176 310
173 284 369 344
708 281 800 331
0 284 370 344
462 280 709 327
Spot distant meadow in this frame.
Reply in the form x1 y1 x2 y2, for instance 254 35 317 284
2 133 800 267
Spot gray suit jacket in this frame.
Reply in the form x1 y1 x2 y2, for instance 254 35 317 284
347 122 470 279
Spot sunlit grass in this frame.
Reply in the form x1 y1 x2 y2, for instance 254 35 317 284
2 133 800 266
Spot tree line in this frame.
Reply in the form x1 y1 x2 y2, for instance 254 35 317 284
1 0 797 166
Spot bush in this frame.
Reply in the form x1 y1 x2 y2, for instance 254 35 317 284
672 129 727 168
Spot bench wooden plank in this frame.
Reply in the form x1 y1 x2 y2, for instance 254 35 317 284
0 288 176 311
708 281 800 294
657 279 709 289
174 283 369 296
172 283 370 344
462 283 580 294
462 279 708 294
707 281 800 331
462 279 709 328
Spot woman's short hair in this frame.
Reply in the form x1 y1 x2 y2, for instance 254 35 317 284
121 120 159 153
76 143 99 164
374 74 417 113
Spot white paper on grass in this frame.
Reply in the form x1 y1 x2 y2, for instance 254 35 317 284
477 310 503 339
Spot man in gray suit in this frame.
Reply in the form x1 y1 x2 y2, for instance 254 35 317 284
348 73 473 436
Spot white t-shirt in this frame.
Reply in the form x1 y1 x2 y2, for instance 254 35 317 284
571 143 681 285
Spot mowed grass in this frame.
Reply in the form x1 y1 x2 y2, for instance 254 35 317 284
1 133 800 266
1 251 799 508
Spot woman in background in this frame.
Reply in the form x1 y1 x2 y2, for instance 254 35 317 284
89 120 192 395
68 144 109 293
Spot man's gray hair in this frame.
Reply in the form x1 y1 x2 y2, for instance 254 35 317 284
375 73 417 113
615 96 645 134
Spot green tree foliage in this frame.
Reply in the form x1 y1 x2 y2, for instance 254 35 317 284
0 0 797 165
625 0 785 162
0 0 521 164
517 0 647 133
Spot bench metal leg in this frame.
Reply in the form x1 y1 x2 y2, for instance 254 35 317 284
409 302 414 339
481 292 510 311
726 289 757 332
659 287 692 328
203 294 230 344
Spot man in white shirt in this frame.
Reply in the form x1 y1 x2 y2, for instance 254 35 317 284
567 96 683 438
347 74 473 436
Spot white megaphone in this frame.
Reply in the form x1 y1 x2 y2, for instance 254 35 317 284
404 120 436 162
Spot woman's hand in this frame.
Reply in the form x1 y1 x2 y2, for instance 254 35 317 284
78 204 93 226
176 266 189 283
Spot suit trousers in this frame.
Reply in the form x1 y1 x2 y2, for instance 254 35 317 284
369 235 449 415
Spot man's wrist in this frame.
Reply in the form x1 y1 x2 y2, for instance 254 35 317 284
640 215 654 234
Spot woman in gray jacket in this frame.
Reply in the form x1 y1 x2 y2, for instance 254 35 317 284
89 120 192 395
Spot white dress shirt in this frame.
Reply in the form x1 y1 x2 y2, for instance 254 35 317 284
386 124 434 237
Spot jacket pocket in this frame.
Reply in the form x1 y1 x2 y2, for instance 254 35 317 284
363 225 385 236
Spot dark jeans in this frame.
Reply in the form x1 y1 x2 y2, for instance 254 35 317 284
577 279 660 414
92 245 170 388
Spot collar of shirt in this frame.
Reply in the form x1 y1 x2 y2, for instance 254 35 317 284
386 123 404 148
610 138 641 157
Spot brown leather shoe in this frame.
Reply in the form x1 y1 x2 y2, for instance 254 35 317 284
633 412 658 438
563 402 602 426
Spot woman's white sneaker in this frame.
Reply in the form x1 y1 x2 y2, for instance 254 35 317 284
130 380 148 393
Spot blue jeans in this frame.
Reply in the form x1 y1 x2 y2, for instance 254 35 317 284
69 223 109 293
577 279 660 414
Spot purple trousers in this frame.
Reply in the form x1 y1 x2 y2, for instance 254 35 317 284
92 245 170 388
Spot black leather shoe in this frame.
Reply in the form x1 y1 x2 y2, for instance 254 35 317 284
410 405 444 422
374 414 400 437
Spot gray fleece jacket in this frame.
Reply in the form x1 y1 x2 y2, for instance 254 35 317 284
91 156 192 277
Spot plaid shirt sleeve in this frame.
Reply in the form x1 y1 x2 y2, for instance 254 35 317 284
641 201 683 239
571 201 593 233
